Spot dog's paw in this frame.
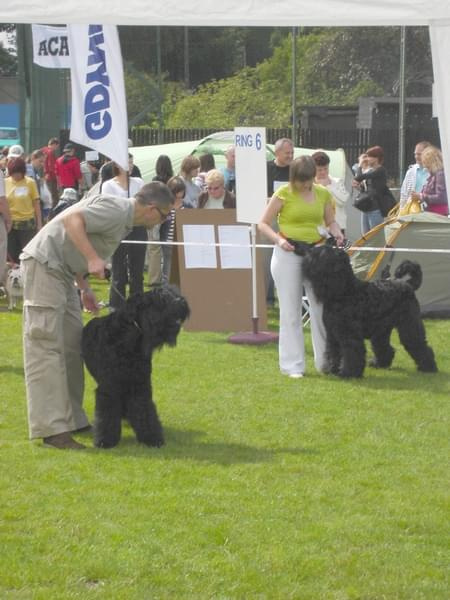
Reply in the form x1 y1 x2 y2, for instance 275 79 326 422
141 436 165 448
339 369 364 379
94 438 120 449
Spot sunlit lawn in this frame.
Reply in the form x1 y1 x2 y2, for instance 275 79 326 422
0 283 449 599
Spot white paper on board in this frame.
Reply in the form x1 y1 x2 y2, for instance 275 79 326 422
273 181 286 192
218 226 252 269
182 225 217 269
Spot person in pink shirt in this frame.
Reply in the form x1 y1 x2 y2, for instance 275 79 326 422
411 145 449 216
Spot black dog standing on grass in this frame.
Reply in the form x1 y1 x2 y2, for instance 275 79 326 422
82 287 190 448
301 245 437 378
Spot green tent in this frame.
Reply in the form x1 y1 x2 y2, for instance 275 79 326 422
351 213 450 317
131 131 349 183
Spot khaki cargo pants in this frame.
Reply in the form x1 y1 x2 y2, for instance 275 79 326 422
22 258 89 439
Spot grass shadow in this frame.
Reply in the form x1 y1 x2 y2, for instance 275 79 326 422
0 365 24 376
88 426 317 465
339 369 448 392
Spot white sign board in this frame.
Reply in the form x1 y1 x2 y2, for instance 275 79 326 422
235 127 268 224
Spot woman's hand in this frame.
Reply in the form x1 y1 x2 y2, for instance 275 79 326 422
352 179 361 189
277 237 295 252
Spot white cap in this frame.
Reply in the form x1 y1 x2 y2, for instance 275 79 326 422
8 144 25 158
60 188 78 202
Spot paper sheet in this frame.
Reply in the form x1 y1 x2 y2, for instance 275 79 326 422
273 180 286 192
218 226 252 270
182 224 217 269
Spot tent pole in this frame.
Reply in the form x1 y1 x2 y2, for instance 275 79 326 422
398 26 407 184
291 27 297 145
156 26 163 145
184 27 190 89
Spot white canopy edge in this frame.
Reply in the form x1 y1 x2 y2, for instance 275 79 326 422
3 1 450 26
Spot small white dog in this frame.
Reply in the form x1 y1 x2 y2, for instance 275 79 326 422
5 265 23 310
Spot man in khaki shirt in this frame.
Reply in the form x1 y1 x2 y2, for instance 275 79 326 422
21 182 173 449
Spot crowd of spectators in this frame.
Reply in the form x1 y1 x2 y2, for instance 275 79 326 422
0 134 448 303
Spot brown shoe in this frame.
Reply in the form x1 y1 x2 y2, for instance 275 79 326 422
72 424 92 434
43 432 86 450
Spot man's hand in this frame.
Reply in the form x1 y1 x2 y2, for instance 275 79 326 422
88 257 107 279
81 289 100 314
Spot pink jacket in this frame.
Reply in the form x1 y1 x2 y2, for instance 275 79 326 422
422 170 449 216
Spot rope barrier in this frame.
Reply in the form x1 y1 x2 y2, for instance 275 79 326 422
121 239 450 254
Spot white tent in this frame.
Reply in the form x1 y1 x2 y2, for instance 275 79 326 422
2 1 450 211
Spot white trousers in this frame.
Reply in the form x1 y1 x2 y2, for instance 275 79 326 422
271 245 327 375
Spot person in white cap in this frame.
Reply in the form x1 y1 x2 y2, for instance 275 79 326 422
49 188 79 220
7 144 25 162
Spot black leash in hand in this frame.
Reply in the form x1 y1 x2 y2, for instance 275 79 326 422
85 270 142 333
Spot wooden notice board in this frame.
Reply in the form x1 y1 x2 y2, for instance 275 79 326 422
173 209 268 332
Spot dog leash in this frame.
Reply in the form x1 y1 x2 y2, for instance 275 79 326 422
108 281 142 333
86 269 141 334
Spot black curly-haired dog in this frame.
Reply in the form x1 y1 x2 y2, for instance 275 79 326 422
301 245 437 378
82 286 190 448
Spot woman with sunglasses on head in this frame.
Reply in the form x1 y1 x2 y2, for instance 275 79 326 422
197 170 235 209
101 163 151 310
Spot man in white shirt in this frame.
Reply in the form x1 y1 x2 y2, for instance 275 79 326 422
312 151 350 233
0 170 12 286
400 141 431 207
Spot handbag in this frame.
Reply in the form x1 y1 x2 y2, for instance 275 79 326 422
378 188 397 217
353 191 374 213
387 196 423 220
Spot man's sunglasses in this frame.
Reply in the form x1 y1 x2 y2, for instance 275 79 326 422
152 205 170 221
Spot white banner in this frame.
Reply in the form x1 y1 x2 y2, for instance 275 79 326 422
430 24 450 212
31 24 71 69
235 127 268 224
67 24 129 171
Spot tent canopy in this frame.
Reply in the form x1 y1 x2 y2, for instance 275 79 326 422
3 2 450 213
352 213 450 316
3 1 450 26
131 131 348 182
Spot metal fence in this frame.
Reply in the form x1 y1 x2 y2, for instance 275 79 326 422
57 124 441 183
128 125 441 181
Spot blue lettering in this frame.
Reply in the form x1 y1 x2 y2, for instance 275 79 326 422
235 134 253 148
84 84 110 115
84 25 111 141
86 111 112 140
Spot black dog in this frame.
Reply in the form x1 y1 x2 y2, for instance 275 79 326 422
82 287 190 448
302 245 437 378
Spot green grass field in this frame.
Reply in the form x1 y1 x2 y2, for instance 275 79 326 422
0 283 449 600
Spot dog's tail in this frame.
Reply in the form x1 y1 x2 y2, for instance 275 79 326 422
394 260 423 291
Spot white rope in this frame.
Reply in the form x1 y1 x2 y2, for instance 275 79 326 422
121 239 450 254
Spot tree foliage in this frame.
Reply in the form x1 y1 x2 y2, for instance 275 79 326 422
167 27 433 128
0 24 17 76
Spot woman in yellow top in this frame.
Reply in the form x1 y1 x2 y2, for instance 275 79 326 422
259 156 344 378
5 157 42 263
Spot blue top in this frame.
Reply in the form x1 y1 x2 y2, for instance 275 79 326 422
415 166 429 193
